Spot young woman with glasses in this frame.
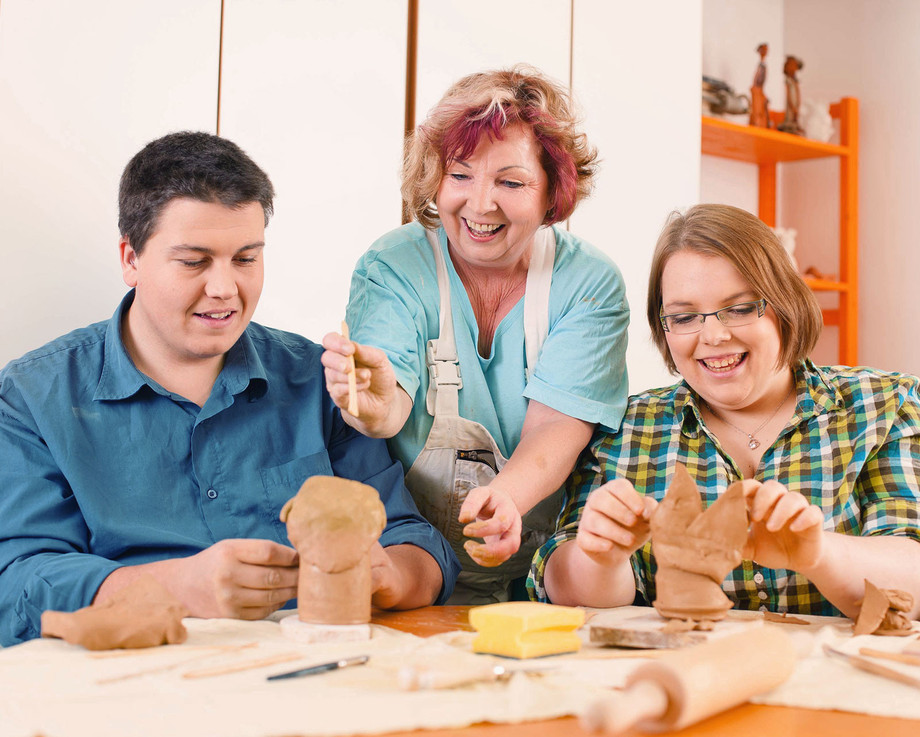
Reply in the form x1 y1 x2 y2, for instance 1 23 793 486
530 203 920 622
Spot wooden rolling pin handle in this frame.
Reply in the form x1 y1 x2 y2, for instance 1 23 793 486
581 680 669 734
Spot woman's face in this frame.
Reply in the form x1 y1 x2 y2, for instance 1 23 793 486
436 124 549 271
661 250 788 413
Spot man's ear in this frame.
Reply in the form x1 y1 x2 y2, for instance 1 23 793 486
119 238 139 287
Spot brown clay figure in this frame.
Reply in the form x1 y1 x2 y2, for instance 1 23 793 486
650 464 749 623
777 55 805 135
41 576 188 650
280 475 386 628
853 579 914 636
749 43 770 128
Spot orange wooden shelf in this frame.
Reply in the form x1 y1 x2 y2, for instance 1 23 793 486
702 116 850 163
803 277 849 292
701 98 859 365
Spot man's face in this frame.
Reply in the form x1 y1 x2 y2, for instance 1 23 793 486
120 198 265 376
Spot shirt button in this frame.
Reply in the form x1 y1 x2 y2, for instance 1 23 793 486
758 590 768 600
753 572 765 584
207 489 218 499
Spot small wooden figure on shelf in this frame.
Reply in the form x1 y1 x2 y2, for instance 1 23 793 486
778 55 805 135
749 43 770 128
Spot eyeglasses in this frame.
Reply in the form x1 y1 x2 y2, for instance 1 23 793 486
659 299 767 334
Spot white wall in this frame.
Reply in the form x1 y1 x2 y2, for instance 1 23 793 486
571 0 702 392
0 0 702 396
701 0 920 376
219 0 407 341
0 0 219 365
784 0 920 375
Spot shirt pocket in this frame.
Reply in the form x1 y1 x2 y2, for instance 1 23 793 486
260 451 334 540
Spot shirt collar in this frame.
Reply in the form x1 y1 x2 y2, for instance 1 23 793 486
676 358 844 438
94 290 268 403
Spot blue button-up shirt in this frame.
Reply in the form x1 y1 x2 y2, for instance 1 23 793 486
0 292 459 645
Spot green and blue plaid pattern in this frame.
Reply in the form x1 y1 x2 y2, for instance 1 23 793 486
529 360 920 615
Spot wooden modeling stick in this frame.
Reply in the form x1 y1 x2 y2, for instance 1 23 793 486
582 626 796 734
341 321 359 417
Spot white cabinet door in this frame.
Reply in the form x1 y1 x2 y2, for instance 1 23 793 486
415 0 571 127
0 0 220 366
219 0 407 342
570 0 702 393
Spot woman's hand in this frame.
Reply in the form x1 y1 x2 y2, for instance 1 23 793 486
321 331 409 438
742 480 825 573
576 478 658 567
459 486 523 567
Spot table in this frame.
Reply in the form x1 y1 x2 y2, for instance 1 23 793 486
372 606 920 737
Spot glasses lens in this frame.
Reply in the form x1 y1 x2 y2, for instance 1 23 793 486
717 301 764 327
664 314 701 334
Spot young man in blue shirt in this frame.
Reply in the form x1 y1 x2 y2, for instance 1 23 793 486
0 132 459 646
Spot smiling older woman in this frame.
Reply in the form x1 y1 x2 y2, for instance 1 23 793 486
532 203 920 620
322 66 630 604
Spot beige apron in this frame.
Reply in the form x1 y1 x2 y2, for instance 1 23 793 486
404 228 562 604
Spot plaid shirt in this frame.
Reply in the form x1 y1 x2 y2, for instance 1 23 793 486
529 360 920 616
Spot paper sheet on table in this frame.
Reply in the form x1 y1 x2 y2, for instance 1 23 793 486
2 606 919 737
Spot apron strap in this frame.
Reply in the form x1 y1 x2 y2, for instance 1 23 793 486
424 229 461 418
423 226 556 418
523 226 556 380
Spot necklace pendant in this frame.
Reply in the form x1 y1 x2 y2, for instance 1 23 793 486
748 437 760 450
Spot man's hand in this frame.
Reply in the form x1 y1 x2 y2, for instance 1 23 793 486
369 542 406 609
370 543 442 609
742 480 825 573
321 332 402 437
168 539 299 619
459 486 522 567
576 478 658 567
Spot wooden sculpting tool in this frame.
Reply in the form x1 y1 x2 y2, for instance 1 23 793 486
397 661 556 690
182 652 303 679
824 645 920 690
341 320 359 417
582 626 796 734
859 647 920 667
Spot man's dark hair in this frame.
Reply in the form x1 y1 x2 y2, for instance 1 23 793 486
118 131 274 254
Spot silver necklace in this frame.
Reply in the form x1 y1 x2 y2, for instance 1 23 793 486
704 385 795 451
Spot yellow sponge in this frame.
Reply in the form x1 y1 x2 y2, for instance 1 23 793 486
469 602 585 659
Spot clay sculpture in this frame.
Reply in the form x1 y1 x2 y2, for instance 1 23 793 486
650 464 749 623
41 575 188 650
280 475 386 625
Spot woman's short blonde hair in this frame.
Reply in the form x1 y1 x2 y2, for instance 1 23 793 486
403 65 598 229
647 204 823 374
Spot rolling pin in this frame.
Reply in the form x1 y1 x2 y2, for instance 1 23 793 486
582 626 796 733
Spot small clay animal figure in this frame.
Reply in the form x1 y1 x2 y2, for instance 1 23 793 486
41 576 188 650
749 43 771 128
777 55 805 135
853 579 914 636
280 475 386 625
650 464 750 623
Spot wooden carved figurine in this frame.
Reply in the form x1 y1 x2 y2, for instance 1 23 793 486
749 43 770 128
280 475 386 626
41 576 189 650
777 55 805 135
650 464 750 623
